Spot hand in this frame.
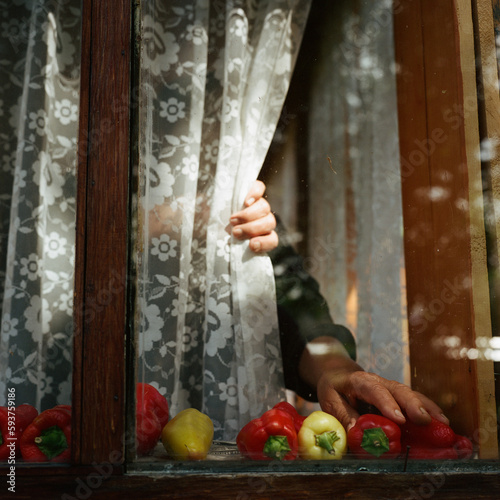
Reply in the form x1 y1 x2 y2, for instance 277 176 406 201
317 368 449 431
229 180 278 253
299 337 449 431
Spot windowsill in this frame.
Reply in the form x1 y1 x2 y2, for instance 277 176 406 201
5 460 500 498
126 458 499 475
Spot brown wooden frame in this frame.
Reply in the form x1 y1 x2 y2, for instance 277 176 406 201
394 0 498 458
3 0 500 498
72 0 131 466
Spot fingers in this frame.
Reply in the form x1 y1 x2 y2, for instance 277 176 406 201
365 379 447 426
344 372 409 425
231 216 277 253
317 374 359 431
340 371 447 426
243 179 266 207
230 210 278 253
404 391 449 425
247 230 279 253
317 368 448 432
231 197 273 225
229 181 278 253
231 211 276 237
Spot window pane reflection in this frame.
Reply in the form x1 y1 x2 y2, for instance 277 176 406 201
0 0 81 464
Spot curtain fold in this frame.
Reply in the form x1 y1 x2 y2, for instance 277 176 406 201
137 0 311 440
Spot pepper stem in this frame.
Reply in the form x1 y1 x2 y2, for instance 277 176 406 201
361 427 390 457
34 425 68 460
263 435 291 460
315 431 340 455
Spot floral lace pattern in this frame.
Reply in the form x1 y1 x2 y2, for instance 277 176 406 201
136 0 311 440
0 0 81 408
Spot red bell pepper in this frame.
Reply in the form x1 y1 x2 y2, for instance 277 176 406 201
273 401 306 433
0 407 11 461
15 404 39 430
403 445 459 460
136 407 162 456
237 408 298 460
0 404 38 460
136 383 169 428
454 434 474 459
20 407 71 462
400 416 456 449
347 414 401 459
53 404 72 415
135 383 169 456
14 404 38 456
401 416 473 460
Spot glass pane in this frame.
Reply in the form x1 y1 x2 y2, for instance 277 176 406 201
0 0 81 464
133 0 312 461
130 0 499 468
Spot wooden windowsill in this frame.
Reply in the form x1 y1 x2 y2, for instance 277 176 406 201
4 463 500 499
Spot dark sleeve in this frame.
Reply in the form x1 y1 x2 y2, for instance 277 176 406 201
269 217 356 402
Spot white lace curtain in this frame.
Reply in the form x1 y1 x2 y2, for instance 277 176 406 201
0 0 81 409
0 0 410 447
306 0 409 384
0 0 408 433
136 0 311 440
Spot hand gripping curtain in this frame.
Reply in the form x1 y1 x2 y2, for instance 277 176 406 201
137 0 311 440
0 1 81 408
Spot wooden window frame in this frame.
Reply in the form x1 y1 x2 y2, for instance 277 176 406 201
2 0 500 497
394 0 498 459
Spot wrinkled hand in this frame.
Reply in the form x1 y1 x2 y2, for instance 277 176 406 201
229 180 278 253
299 337 448 431
317 368 449 431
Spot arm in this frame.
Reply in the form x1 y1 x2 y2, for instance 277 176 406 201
299 336 449 430
234 183 447 431
268 215 448 430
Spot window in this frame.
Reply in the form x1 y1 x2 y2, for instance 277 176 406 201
1 0 500 497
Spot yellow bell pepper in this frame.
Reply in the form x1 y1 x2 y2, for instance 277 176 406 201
161 408 214 460
298 411 347 460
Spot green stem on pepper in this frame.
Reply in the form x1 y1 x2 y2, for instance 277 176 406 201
34 425 68 460
315 430 341 455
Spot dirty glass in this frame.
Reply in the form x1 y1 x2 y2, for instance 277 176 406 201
127 0 500 469
0 0 81 466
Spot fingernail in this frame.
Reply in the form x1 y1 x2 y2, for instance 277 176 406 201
250 241 261 252
395 409 405 419
246 197 255 206
420 407 429 416
232 227 242 237
347 418 357 432
230 218 240 226
438 413 449 423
